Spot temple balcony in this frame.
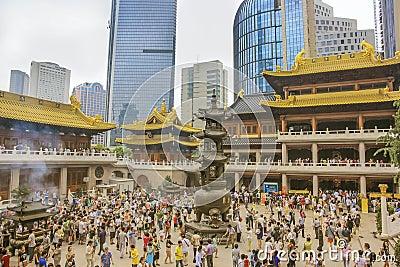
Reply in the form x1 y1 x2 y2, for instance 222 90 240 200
0 149 118 165
278 127 390 143
121 158 202 172
225 161 398 176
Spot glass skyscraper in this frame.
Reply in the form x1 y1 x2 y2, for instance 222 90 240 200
373 0 400 58
106 0 177 145
233 0 316 93
9 70 29 95
72 82 107 145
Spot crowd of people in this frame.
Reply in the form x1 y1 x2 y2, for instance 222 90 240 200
0 187 397 267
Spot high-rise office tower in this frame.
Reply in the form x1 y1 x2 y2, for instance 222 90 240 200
29 61 71 103
181 60 228 128
9 70 29 95
106 0 177 145
233 0 316 94
314 0 375 57
72 82 107 145
374 0 400 58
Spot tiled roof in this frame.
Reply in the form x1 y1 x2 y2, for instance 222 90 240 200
261 88 400 108
116 134 200 147
262 48 400 78
230 93 275 114
121 106 201 133
0 91 116 131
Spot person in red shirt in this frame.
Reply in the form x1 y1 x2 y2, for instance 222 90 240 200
244 254 250 267
143 232 152 249
1 248 10 267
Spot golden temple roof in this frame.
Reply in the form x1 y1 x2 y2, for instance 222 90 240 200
262 42 400 77
121 100 202 133
0 91 116 131
115 134 201 147
260 88 400 108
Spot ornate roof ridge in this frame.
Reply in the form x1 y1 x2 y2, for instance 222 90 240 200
0 90 115 131
262 41 400 77
260 88 400 108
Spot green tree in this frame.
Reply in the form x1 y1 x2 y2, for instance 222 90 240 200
91 144 110 152
374 100 400 185
113 146 132 158
11 186 32 203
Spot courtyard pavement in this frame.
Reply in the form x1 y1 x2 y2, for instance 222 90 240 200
9 204 391 267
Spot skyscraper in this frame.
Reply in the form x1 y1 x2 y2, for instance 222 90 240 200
374 0 400 58
106 0 177 145
29 61 71 103
181 60 228 128
233 0 316 94
72 82 107 145
314 0 375 57
9 70 29 95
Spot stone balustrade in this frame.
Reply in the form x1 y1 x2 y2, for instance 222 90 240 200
225 161 398 175
0 149 117 164
278 127 391 142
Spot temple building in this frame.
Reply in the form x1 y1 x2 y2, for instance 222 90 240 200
224 42 400 195
117 99 201 162
0 91 119 199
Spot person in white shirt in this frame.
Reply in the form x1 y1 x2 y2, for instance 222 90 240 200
181 235 191 266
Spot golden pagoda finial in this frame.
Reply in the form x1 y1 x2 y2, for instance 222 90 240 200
161 99 167 113
238 89 244 99
361 40 376 57
70 95 81 111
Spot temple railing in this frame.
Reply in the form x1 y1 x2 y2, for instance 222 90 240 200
122 158 202 171
0 149 117 163
225 161 398 175
278 127 391 142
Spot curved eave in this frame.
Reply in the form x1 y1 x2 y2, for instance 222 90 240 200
115 137 200 147
262 53 400 93
260 89 400 109
121 123 202 133
0 91 116 131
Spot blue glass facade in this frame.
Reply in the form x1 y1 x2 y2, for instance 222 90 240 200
284 0 305 68
234 0 311 94
234 0 283 93
106 0 177 145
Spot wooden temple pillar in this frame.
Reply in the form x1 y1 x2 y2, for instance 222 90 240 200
358 114 364 129
311 116 317 131
283 87 289 99
387 77 395 91
280 116 287 132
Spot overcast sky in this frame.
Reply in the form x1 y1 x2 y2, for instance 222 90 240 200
0 0 375 95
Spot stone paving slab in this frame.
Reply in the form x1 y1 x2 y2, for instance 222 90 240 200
9 205 389 267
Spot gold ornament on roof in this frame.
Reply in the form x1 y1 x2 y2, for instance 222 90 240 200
238 89 244 99
70 95 81 111
95 114 103 122
275 65 281 72
395 51 400 57
360 40 376 57
294 49 306 70
275 94 282 101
